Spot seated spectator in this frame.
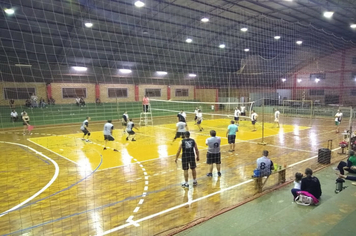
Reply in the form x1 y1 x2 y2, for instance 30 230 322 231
48 97 55 105
253 150 274 177
9 99 15 108
30 93 38 108
76 97 81 106
39 97 47 108
334 150 356 175
10 109 18 122
338 173 356 183
80 97 86 107
301 168 322 199
291 172 303 199
96 98 101 105
25 99 32 108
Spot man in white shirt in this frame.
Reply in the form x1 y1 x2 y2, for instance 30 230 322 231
173 121 188 143
335 110 343 133
197 109 204 132
194 107 199 124
122 111 129 133
103 120 118 151
10 109 18 122
251 110 258 131
30 93 38 108
274 108 280 128
206 130 222 177
80 117 91 142
76 97 81 106
234 107 241 124
126 119 139 141
240 105 246 116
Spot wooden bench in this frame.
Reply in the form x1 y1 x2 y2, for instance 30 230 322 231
253 168 286 193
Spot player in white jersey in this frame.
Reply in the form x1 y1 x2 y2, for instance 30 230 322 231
251 110 258 131
173 121 188 143
194 107 199 124
335 110 343 133
80 117 91 142
126 119 139 141
234 107 241 124
254 150 274 177
240 105 246 116
122 111 129 133
196 109 204 131
206 130 222 177
274 109 280 128
103 120 118 151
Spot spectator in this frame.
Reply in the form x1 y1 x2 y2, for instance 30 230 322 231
10 109 18 122
254 150 274 177
48 97 55 105
80 97 86 107
142 95 149 112
76 97 81 106
96 98 101 105
301 168 322 199
30 93 38 108
9 99 15 108
25 99 32 108
291 172 303 199
334 150 356 175
39 97 47 108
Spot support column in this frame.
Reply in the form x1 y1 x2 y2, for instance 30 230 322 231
167 86 171 100
46 83 52 100
292 74 297 100
135 84 139 102
95 83 100 99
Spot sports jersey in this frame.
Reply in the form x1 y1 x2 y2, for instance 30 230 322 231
11 111 18 117
181 138 196 157
206 136 221 154
122 113 128 122
274 111 280 119
81 119 89 130
176 122 186 132
227 124 238 135
103 123 114 135
197 112 203 121
240 106 246 113
335 112 343 122
251 112 258 121
256 156 273 176
234 109 241 117
177 113 186 122
194 109 199 115
182 112 186 119
126 121 134 132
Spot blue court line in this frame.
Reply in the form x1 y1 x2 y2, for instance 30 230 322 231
19 146 50 165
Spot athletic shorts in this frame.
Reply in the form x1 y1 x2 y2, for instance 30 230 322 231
82 129 89 135
274 118 279 122
194 116 197 120
234 117 239 121
122 122 127 126
241 112 246 116
251 120 256 125
23 121 29 125
197 120 202 125
206 152 221 164
228 135 236 144
174 132 184 139
104 135 115 141
127 131 135 135
182 155 196 170
335 121 340 126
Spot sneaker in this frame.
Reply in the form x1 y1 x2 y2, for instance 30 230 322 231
103 147 107 150
113 149 119 152
132 139 136 141
332 167 339 171
126 137 129 141
218 172 222 177
86 140 90 142
181 183 189 188
81 138 85 141
206 173 213 177
193 181 198 186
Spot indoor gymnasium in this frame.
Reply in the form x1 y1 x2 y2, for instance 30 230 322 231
1 0 356 235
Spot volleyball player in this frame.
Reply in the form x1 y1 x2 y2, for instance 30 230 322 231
126 118 139 141
177 110 186 122
251 110 258 131
103 120 118 151
274 108 280 128
226 120 238 152
122 111 129 133
80 117 91 142
335 109 343 133
194 107 199 124
240 105 246 116
175 131 199 188
234 107 241 124
206 130 222 177
22 111 31 135
172 120 188 143
196 109 204 131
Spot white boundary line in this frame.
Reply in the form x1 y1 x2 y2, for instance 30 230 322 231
0 141 60 217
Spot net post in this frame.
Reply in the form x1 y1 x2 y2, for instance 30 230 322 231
258 98 267 146
348 106 353 150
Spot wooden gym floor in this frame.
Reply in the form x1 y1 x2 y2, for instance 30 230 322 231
0 116 345 235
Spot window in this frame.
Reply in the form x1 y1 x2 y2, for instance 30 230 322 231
175 89 189 97
4 87 36 99
352 57 356 64
108 88 128 98
145 88 161 97
310 73 325 80
309 89 324 96
351 89 356 96
62 88 86 98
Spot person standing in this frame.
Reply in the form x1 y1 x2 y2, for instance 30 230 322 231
80 117 91 142
196 109 204 131
142 95 150 112
126 119 139 141
240 105 246 116
177 110 186 123
274 108 280 128
10 109 18 122
194 107 199 124
206 130 222 177
226 120 238 152
234 107 241 124
251 110 258 131
122 111 129 133
22 111 31 135
103 120 118 152
175 131 199 188
335 109 343 133
172 120 188 143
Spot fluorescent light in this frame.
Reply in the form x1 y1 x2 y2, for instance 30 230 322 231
119 69 132 74
281 78 286 82
72 66 87 72
134 1 145 7
188 73 197 77
201 17 209 23
351 24 356 29
156 71 167 75
240 27 248 32
297 79 302 83
15 64 32 67
244 48 250 52
323 11 334 18
186 38 193 43
274 36 281 40
4 8 15 15
85 22 93 28
315 78 320 83
296 40 303 45
219 44 225 49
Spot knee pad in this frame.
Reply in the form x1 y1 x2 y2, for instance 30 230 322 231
87 132 91 136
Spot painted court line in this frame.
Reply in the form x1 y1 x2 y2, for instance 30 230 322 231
0 141 59 218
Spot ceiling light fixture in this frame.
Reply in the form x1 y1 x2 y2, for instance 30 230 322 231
156 71 167 75
119 69 132 74
350 24 356 29
15 64 32 67
315 78 320 83
281 78 286 82
219 44 226 49
240 27 248 32
186 38 193 43
4 8 15 15
274 36 281 40
134 1 145 8
297 79 302 83
85 22 93 28
296 40 303 45
72 66 87 72
323 11 334 18
188 73 197 77
244 48 250 52
201 17 209 23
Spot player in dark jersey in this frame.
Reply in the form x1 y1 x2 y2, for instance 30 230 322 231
177 110 186 123
175 131 199 188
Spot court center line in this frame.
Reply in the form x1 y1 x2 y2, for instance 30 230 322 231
0 141 59 218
